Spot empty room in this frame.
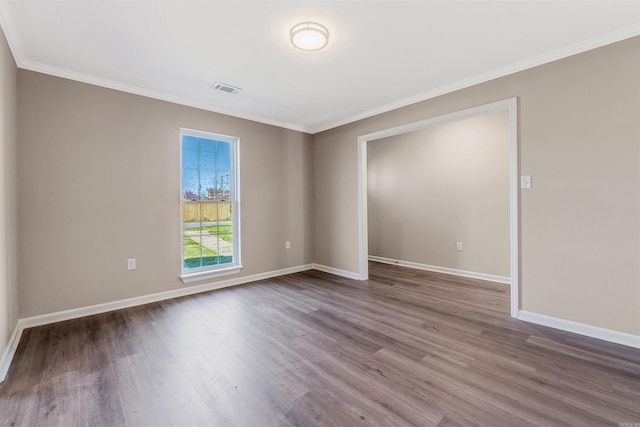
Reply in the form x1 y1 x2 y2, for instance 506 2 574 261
0 1 639 425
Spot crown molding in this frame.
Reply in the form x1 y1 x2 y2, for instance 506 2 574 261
20 59 309 133
1 1 638 135
0 2 308 133
0 0 24 64
307 25 640 134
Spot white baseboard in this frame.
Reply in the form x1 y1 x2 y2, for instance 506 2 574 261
311 263 361 280
369 255 510 284
518 310 640 349
3 265 637 382
19 264 314 329
0 322 24 383
0 263 314 382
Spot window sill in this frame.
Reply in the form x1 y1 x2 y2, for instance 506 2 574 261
180 265 243 284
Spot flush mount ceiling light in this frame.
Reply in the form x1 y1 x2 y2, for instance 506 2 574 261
290 22 329 51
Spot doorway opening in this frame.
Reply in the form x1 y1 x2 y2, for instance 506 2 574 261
357 98 519 317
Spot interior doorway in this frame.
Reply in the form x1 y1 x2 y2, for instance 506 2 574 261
356 98 520 317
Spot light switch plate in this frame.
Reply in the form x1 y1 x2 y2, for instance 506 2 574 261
521 175 532 189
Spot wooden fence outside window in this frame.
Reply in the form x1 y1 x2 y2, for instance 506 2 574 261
182 201 232 222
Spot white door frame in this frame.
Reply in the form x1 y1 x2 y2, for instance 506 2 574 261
357 97 520 318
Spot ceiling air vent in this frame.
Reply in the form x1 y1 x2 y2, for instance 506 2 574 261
212 82 242 94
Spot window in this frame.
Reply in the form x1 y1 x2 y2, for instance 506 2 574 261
180 129 241 282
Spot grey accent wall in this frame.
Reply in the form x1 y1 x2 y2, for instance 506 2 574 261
313 37 640 335
17 71 313 318
368 110 510 277
0 29 18 359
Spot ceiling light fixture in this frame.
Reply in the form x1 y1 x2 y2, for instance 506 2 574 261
290 22 329 51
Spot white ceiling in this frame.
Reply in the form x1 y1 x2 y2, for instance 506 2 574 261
1 1 639 134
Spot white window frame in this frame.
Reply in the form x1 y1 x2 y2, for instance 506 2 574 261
179 128 242 284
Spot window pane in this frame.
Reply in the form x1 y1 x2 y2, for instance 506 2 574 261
183 202 201 266
200 151 215 170
216 153 230 171
216 140 231 155
182 170 200 201
200 170 216 200
218 174 230 202
182 149 198 169
182 201 201 224
182 135 198 151
200 138 216 152
181 130 238 273
217 202 231 221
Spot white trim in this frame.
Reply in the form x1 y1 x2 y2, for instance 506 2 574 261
0 3 636 136
0 322 23 383
358 98 516 143
519 310 640 350
234 140 242 270
0 263 314 382
357 137 369 281
508 99 520 317
308 26 639 134
0 0 23 63
180 265 243 284
369 256 510 285
179 130 242 278
180 128 237 143
2 267 636 382
21 58 308 133
357 98 520 317
311 263 361 280
18 264 311 330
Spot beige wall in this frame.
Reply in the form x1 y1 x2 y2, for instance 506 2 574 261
314 37 640 335
17 71 313 318
6 33 640 341
368 111 510 277
0 30 18 358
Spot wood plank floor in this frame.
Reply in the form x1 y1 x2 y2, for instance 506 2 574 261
1 262 639 426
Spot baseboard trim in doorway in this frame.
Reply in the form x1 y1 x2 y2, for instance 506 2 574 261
311 263 361 280
369 256 510 284
519 310 640 349
0 263 316 383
